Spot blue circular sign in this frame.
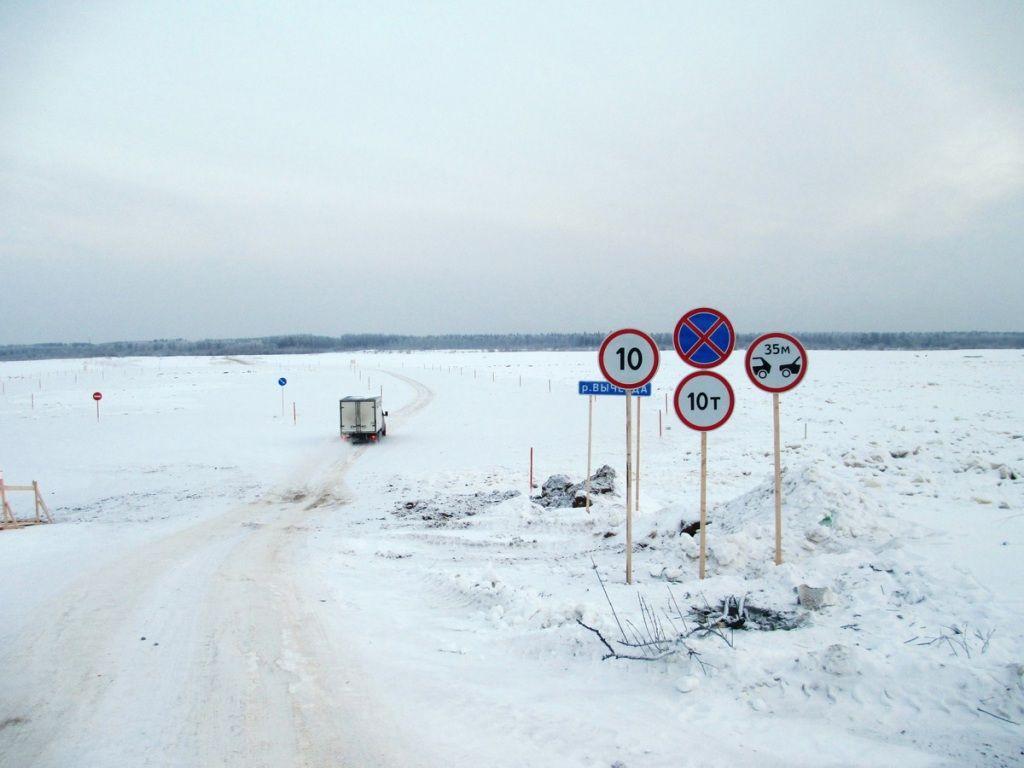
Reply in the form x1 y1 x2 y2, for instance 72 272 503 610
278 377 287 386
674 307 735 369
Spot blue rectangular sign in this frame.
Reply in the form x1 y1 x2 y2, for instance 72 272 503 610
578 381 652 396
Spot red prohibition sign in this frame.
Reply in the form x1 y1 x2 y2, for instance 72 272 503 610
673 371 735 431
598 328 660 390
673 307 735 368
744 332 808 393
92 392 103 401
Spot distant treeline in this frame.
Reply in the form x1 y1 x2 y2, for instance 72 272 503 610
1 331 1022 361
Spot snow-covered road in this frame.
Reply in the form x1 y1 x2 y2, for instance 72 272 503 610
1 366 433 767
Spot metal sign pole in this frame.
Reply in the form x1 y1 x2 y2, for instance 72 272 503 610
625 389 633 585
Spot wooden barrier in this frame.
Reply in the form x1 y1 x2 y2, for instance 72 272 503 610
0 479 53 528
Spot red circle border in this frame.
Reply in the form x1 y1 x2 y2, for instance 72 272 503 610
598 328 661 390
673 307 735 369
743 332 808 393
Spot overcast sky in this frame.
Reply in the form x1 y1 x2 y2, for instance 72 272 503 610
1 1 1022 344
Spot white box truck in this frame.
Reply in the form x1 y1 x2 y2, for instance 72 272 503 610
339 396 388 441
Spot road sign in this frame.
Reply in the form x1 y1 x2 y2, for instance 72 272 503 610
278 377 287 386
673 371 734 431
578 381 652 396
745 333 807 393
598 329 660 390
92 392 102 401
674 307 734 368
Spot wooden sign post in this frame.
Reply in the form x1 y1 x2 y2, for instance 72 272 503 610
624 389 634 584
598 328 660 585
635 396 641 511
699 431 708 579
674 371 735 579
744 332 808 566
773 393 783 564
585 395 594 510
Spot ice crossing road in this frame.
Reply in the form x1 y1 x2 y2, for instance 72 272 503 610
0 370 434 768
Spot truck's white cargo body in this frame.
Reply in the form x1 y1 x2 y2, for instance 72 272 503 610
339 396 386 440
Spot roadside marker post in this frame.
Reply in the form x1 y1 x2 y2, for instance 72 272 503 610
529 447 536 491
745 332 808 565
674 306 735 581
278 377 287 417
92 391 103 421
598 329 660 585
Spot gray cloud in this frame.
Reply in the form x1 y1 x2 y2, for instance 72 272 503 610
1 1 1022 343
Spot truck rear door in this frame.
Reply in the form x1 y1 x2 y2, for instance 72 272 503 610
357 400 377 432
341 400 359 433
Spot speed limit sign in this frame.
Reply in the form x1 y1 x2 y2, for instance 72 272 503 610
674 371 734 431
598 329 660 390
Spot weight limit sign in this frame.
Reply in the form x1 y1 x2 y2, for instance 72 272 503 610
674 371 734 431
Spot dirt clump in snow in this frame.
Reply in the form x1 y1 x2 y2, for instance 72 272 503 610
690 595 805 631
533 465 616 508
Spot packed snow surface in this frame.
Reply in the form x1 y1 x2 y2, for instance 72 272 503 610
1 350 1022 767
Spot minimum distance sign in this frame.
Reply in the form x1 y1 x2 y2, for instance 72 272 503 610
745 333 807 393
674 371 734 431
674 307 735 368
598 329 660 390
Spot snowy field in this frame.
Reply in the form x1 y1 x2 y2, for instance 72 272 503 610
1 350 1022 767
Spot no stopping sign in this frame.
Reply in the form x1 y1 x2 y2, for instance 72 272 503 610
674 371 734 431
598 329 660 390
